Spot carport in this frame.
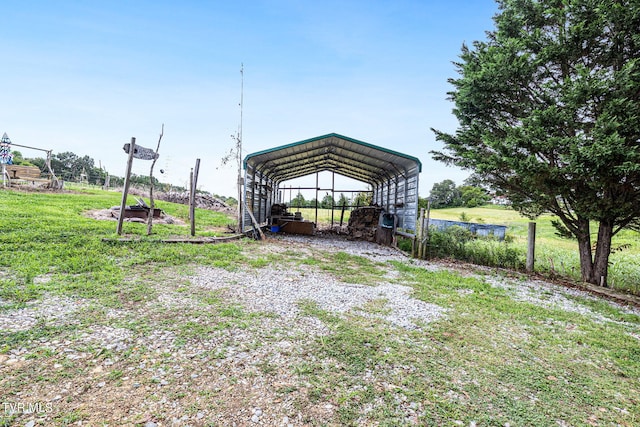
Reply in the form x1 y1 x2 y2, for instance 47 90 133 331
242 133 422 236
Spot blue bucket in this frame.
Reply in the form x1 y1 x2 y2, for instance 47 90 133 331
270 225 280 232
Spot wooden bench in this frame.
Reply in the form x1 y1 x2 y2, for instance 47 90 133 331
6 165 43 180
3 165 55 186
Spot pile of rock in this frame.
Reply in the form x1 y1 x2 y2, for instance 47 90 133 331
158 192 234 214
347 206 383 241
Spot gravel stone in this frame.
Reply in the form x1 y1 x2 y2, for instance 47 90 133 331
191 236 447 330
484 275 640 322
0 295 82 332
193 265 445 330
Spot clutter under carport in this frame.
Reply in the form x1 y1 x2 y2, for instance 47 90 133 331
268 203 315 235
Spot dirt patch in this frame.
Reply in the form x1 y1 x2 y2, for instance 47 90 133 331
84 208 186 226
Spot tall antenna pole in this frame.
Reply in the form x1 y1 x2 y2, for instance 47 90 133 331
239 63 243 164
236 63 244 228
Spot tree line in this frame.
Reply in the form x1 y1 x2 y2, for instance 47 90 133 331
13 150 114 186
12 149 237 205
285 181 491 211
289 191 371 209
426 179 491 209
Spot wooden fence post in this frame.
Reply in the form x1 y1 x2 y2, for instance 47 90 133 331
526 222 536 272
189 168 194 221
416 208 425 259
422 199 431 258
190 159 200 237
146 124 164 236
117 137 136 235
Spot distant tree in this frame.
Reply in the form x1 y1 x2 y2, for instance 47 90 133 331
50 152 79 180
321 193 335 209
291 192 306 209
29 157 47 171
212 193 236 206
225 196 238 207
307 198 318 208
459 185 490 208
109 175 124 187
337 193 350 208
429 179 461 208
418 196 429 211
353 191 372 207
128 174 162 188
431 0 640 286
9 151 34 166
83 162 106 185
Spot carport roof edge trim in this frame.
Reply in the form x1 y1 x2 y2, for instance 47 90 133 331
243 132 423 174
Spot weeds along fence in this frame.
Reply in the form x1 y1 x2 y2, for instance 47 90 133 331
401 225 525 270
399 225 640 296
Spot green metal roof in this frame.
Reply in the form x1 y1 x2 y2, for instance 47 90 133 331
243 133 422 185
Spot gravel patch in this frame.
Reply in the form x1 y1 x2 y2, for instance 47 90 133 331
79 326 134 352
484 275 640 323
0 294 82 332
276 233 420 264
192 265 446 330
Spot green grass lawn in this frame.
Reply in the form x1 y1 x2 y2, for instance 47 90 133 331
0 187 639 426
0 187 238 305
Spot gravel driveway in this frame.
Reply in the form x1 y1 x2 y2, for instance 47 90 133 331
1 234 638 426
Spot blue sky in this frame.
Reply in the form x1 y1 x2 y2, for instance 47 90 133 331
2 0 498 198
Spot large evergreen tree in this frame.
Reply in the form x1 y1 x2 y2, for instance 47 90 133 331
432 0 640 286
